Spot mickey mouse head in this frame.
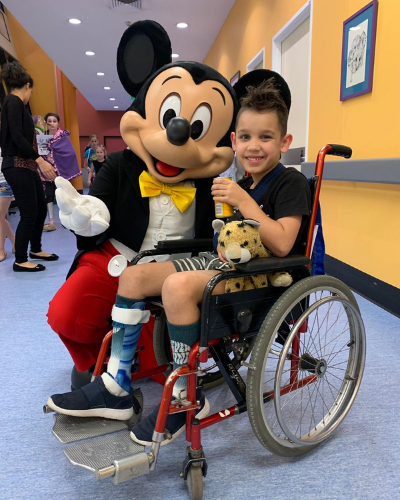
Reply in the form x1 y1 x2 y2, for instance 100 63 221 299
117 20 238 184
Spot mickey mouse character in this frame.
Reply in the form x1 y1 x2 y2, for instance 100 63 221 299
47 21 238 389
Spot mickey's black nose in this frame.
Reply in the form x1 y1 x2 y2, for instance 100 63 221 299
166 117 191 146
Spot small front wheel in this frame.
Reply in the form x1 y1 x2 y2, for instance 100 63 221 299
187 463 204 500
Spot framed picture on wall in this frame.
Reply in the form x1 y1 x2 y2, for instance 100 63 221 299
340 0 378 101
230 71 240 86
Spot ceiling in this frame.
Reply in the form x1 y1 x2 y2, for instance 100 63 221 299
4 0 236 110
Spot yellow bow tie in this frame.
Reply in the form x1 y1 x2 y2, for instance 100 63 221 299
139 170 196 213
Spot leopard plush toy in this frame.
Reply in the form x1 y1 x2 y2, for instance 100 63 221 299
212 218 293 293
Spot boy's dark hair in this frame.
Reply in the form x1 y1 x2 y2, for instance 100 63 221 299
45 112 60 123
1 61 34 91
236 78 288 136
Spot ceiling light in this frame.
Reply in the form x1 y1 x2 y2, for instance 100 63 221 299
97 72 105 76
110 98 116 101
114 106 119 109
104 86 111 90
177 23 188 28
85 51 95 56
172 53 179 58
69 19 81 24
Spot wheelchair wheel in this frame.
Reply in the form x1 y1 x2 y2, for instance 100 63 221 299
247 276 366 457
186 463 203 500
153 310 255 390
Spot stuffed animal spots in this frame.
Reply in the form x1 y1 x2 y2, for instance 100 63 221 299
212 219 293 293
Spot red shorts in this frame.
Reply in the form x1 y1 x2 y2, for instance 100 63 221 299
47 241 156 372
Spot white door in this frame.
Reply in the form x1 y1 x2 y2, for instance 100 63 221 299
273 2 311 170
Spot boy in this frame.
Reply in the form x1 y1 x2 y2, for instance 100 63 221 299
48 80 311 446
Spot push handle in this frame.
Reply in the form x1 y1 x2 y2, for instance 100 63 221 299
327 144 352 159
305 143 352 257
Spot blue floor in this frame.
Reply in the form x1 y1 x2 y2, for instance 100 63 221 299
1 206 399 500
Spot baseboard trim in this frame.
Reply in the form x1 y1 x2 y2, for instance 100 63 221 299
325 255 400 318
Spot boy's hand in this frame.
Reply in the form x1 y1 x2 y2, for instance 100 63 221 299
217 244 228 263
212 177 249 209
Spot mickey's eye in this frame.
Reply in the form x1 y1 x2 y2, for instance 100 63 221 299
160 94 181 129
190 104 211 141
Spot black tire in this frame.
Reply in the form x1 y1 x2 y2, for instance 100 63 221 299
187 463 203 500
153 310 255 390
247 276 366 457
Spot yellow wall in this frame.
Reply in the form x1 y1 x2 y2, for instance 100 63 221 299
205 0 306 82
309 0 400 288
5 10 58 118
309 0 400 159
205 0 400 288
322 181 400 286
5 10 83 189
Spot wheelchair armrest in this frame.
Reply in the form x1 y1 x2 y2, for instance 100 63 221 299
235 254 311 273
155 238 214 253
130 239 214 265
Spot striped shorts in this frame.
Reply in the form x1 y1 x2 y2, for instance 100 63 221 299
172 251 229 273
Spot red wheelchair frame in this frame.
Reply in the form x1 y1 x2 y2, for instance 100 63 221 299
87 145 365 496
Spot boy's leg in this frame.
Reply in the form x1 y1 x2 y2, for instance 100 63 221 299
131 270 226 446
102 260 178 394
47 261 177 420
164 270 227 399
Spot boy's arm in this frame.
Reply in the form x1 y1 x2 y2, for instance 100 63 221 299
236 195 301 257
212 177 306 257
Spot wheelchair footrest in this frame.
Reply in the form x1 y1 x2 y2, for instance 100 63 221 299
52 413 128 443
64 431 148 484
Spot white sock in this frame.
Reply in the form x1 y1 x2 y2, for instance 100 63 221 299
101 372 129 397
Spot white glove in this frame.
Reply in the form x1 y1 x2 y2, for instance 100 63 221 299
55 177 111 237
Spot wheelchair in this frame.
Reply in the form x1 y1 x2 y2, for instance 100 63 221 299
44 144 366 500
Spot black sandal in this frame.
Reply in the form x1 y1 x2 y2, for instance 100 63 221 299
13 263 46 272
29 252 59 261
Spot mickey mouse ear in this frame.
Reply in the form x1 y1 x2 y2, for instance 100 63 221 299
117 20 172 98
233 69 291 112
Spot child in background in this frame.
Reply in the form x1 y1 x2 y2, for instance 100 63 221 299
88 145 108 186
83 135 98 181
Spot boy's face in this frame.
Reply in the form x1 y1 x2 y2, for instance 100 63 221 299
231 110 292 183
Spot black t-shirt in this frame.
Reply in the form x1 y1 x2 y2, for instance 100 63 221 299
237 167 311 255
92 159 105 175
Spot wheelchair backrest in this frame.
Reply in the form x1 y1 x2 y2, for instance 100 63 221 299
295 175 319 257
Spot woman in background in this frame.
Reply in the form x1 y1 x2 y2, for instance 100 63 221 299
0 61 58 272
42 112 81 231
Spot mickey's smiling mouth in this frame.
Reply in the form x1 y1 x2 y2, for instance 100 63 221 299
153 157 184 177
